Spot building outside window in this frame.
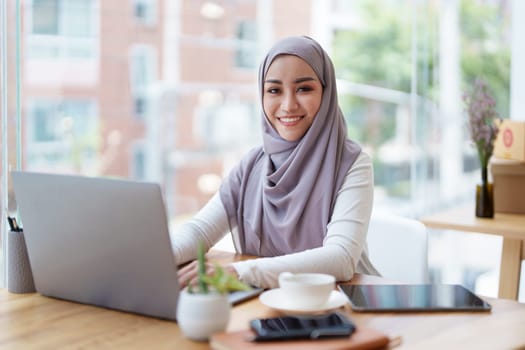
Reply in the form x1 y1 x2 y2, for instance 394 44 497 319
28 0 98 59
133 0 157 26
26 99 98 173
129 45 157 120
131 143 146 180
235 20 257 69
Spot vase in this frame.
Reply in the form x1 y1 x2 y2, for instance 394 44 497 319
176 289 231 341
475 181 494 218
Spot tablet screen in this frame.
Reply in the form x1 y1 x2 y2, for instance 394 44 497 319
338 284 491 312
228 288 264 305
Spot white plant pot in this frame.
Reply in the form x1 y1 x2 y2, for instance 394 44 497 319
176 289 231 341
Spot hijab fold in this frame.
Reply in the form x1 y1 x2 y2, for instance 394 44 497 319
220 36 361 256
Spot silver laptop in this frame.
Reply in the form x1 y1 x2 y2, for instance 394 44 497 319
12 171 180 320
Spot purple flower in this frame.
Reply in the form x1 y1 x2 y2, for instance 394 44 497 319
463 78 501 172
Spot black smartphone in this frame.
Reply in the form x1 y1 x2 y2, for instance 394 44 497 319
249 312 355 341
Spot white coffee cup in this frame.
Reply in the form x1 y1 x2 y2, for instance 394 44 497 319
278 272 335 309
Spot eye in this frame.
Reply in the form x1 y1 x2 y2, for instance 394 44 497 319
266 87 280 94
297 85 314 93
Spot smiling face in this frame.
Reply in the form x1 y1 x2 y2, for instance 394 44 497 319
263 55 323 142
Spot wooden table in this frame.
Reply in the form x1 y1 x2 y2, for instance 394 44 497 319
2 252 525 349
1 276 525 349
420 205 525 300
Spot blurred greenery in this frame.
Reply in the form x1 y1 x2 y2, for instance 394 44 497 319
460 0 510 119
331 0 510 198
332 2 413 92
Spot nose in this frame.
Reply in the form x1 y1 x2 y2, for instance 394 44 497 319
281 92 299 113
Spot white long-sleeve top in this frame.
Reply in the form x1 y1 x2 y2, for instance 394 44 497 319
170 151 379 289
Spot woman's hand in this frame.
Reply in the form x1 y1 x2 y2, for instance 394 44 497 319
177 260 239 290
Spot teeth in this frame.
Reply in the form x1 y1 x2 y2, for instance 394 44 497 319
280 116 301 122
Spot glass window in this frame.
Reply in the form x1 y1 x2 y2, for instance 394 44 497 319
133 0 157 25
28 0 97 59
32 0 59 34
1 0 518 297
330 0 510 213
235 20 257 69
331 1 434 209
62 0 93 37
26 99 98 173
195 100 259 149
32 102 58 142
129 45 157 119
131 143 146 180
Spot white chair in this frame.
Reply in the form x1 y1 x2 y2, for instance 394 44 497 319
366 210 429 283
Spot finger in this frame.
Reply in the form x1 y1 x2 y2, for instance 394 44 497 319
205 263 239 280
205 262 216 275
178 261 198 288
178 260 197 277
223 264 239 279
181 270 198 289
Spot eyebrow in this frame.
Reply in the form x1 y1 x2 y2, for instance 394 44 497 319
264 77 317 84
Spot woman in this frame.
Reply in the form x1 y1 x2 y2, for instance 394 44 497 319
173 36 379 289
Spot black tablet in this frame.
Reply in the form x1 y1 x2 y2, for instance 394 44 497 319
338 284 491 312
228 287 264 305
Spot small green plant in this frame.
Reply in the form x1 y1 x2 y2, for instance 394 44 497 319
188 242 252 294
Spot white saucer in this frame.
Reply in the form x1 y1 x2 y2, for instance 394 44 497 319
259 289 348 315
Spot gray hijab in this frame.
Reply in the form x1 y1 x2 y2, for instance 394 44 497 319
220 36 361 256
